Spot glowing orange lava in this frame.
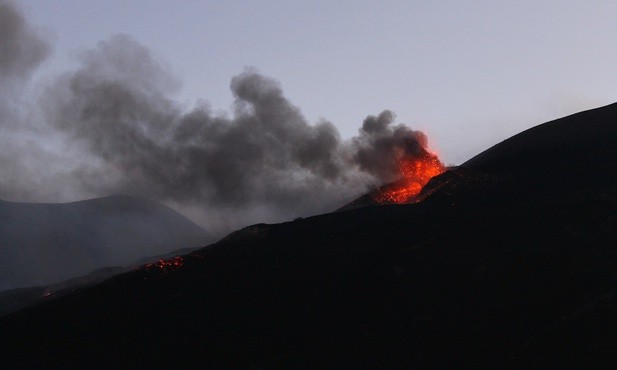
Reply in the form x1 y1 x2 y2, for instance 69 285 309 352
374 152 444 204
144 256 184 272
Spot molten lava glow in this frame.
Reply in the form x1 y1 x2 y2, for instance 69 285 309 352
144 256 184 272
374 152 444 204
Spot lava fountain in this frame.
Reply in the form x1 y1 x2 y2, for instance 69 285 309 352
373 148 444 204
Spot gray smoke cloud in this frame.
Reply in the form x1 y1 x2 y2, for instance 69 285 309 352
0 1 48 84
0 1 56 201
1 2 439 235
0 0 48 124
353 110 431 181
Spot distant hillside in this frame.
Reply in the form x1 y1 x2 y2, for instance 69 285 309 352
0 195 214 290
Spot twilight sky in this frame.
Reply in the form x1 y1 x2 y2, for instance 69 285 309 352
3 0 617 234
18 0 617 164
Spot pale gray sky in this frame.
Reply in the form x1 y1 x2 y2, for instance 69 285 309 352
17 0 617 164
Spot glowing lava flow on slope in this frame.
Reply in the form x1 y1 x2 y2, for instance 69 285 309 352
144 256 184 272
374 150 444 204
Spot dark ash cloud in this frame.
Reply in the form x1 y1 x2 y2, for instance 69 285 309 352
0 0 50 119
0 1 57 201
1 4 439 235
0 1 49 82
353 110 431 182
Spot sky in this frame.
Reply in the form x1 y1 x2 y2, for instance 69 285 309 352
0 0 617 234
18 0 617 163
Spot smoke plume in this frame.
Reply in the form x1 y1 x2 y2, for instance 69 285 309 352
0 1 48 84
0 2 440 234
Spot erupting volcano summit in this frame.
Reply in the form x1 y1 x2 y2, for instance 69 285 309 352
373 148 444 204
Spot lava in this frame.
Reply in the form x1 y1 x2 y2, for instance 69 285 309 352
144 256 184 272
374 151 444 204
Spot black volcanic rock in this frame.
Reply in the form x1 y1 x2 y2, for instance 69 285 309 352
0 195 214 290
461 102 617 202
0 266 126 317
1 104 617 368
0 245 203 317
464 102 617 176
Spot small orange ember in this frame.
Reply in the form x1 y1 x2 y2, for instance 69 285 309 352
144 256 184 272
374 151 444 204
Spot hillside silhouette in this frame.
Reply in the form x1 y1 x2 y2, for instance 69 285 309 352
0 195 214 290
1 104 616 368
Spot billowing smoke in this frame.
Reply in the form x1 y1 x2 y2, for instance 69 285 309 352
1 2 440 235
0 1 48 87
353 110 432 181
0 1 57 201
0 0 48 130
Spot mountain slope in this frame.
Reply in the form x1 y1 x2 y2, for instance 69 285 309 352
1 104 617 368
459 102 617 204
0 195 214 290
340 102 617 211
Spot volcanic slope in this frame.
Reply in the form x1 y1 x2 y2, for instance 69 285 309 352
1 104 617 368
0 195 214 290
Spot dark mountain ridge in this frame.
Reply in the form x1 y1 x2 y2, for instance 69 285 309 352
0 244 202 317
459 102 617 204
1 104 617 368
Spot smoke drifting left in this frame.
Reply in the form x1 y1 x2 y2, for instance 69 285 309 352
0 2 441 234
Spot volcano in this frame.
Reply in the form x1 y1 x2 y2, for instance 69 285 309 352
1 104 617 368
